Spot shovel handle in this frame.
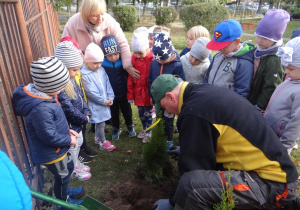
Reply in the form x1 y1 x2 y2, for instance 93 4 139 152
30 189 88 210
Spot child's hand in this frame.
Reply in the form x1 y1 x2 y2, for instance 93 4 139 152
86 115 90 121
70 129 79 138
104 99 112 106
108 99 113 106
70 135 77 148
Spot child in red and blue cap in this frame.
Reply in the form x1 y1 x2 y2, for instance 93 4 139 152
203 19 255 99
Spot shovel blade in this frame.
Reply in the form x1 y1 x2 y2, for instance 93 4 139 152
81 196 111 210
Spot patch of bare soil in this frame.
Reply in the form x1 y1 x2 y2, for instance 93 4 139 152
103 179 174 210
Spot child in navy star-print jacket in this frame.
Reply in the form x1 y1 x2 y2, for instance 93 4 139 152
148 33 185 146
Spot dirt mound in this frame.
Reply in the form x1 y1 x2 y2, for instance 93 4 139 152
103 179 173 210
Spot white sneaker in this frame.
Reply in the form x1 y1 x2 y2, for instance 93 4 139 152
142 133 151 143
138 130 146 139
72 163 92 181
76 161 90 172
95 137 100 144
71 170 92 181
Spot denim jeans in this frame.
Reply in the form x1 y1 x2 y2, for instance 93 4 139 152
138 106 153 133
45 154 74 201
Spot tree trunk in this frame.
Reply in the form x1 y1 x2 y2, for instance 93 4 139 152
257 0 263 13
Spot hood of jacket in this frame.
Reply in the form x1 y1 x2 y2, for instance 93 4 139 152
12 84 57 117
232 43 255 63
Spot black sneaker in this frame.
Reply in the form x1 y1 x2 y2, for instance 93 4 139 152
78 150 93 164
84 146 98 157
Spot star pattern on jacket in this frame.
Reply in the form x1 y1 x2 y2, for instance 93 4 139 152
162 47 169 55
154 53 162 60
154 39 162 48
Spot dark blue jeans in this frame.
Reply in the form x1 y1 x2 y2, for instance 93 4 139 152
45 154 74 201
138 106 153 134
163 114 174 141
110 95 133 132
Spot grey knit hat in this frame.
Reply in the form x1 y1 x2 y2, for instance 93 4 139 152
190 37 211 62
30 57 70 93
55 41 83 68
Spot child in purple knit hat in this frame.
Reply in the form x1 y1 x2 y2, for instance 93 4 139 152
248 9 290 113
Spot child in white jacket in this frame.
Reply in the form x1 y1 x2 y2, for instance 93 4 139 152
81 43 116 152
180 37 211 84
264 37 300 155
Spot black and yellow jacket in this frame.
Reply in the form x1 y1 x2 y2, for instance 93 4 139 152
177 83 298 184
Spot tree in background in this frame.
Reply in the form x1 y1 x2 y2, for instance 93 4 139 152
49 0 75 12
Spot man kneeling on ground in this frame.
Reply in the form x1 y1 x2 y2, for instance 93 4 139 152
151 74 299 210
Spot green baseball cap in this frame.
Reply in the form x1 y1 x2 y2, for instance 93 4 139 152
151 74 182 115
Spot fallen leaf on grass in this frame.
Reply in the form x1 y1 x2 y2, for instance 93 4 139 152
125 159 128 162
127 150 132 154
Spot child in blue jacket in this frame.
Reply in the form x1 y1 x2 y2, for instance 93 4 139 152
12 57 82 204
81 43 116 151
100 34 136 140
148 33 185 148
55 41 92 181
204 19 254 98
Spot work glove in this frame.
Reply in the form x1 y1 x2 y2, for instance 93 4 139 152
152 199 174 210
167 146 180 161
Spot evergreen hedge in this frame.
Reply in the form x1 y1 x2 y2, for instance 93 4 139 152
155 7 178 26
142 119 168 182
112 5 136 31
179 3 229 33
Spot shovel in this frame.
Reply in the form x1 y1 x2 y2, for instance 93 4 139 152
30 189 111 210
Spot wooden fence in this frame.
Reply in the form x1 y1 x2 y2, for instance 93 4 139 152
0 0 59 207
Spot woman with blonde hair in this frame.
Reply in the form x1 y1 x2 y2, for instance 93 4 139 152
63 0 140 79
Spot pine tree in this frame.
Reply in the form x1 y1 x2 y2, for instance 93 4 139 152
142 118 168 182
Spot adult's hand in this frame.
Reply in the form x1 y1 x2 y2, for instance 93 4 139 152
167 146 180 161
126 66 140 79
152 199 174 210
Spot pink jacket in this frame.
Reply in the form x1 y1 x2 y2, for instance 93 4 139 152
62 13 132 68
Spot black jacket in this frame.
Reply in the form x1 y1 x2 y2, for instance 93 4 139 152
177 83 298 183
102 57 128 100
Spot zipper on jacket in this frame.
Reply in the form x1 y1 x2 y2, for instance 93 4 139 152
96 70 109 110
212 57 225 84
277 123 284 137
